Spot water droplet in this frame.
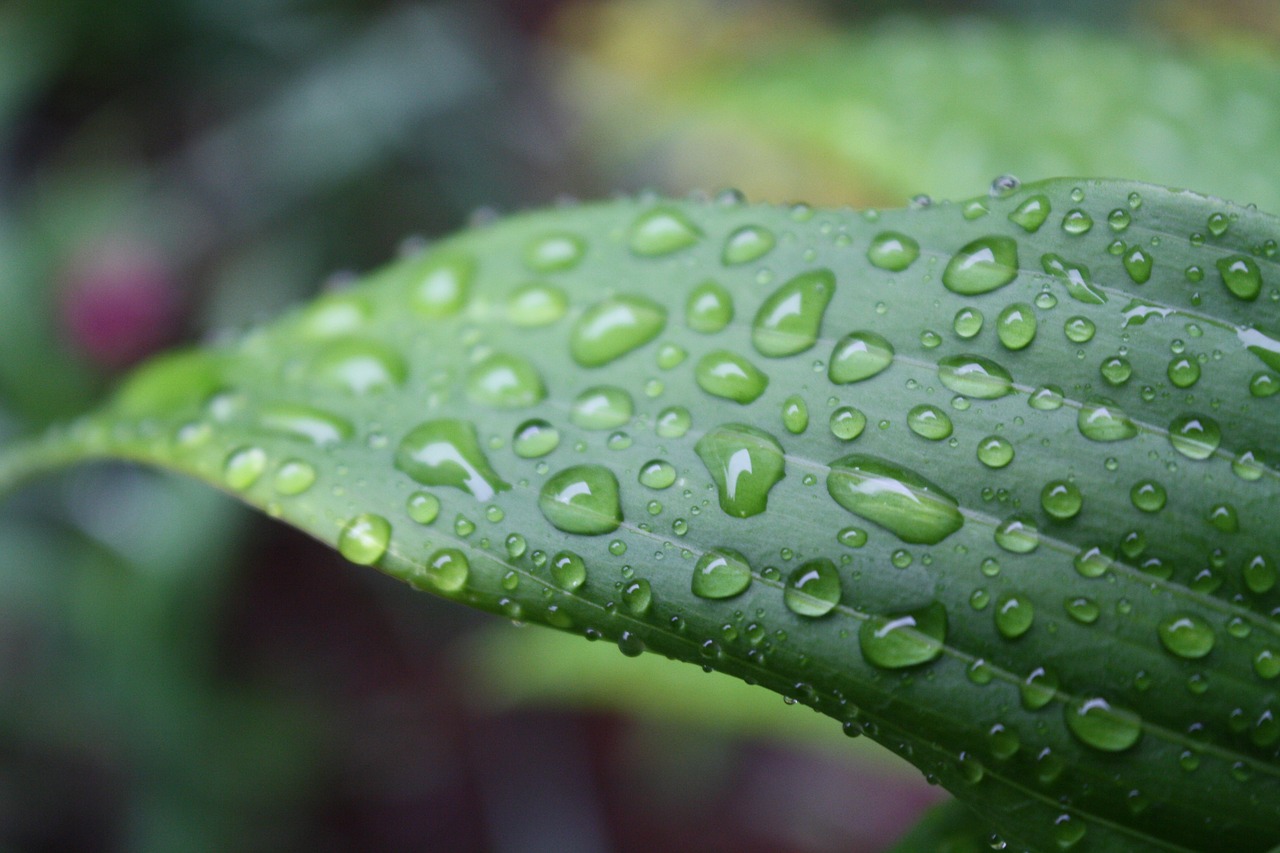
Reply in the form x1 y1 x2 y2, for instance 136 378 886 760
752 269 835 357
1255 650 1280 680
638 459 677 489
994 592 1034 639
695 424 786 518
1061 209 1093 235
976 435 1014 468
859 602 947 669
406 490 441 524
539 465 622 535
310 339 407 395
656 343 686 369
1207 502 1239 533
417 548 469 593
1251 371 1280 397
1065 596 1100 624
1008 194 1050 232
273 459 317 496
695 351 768 404
571 296 667 367
1232 449 1265 481
224 447 268 490
466 352 545 408
1217 256 1262 301
994 514 1039 553
338 513 392 565
1167 356 1200 388
685 280 734 333
513 419 560 458
1063 316 1095 344
1123 248 1153 284
405 251 474 318
507 283 568 326
907 404 952 441
782 395 809 434
1078 398 1137 442
829 331 895 384
629 206 702 256
1065 697 1142 752
1041 254 1106 304
692 548 753 599
1041 480 1082 519
942 236 1019 295
1021 667 1059 710
1027 384 1064 410
952 307 984 339
827 455 963 545
996 302 1036 350
866 232 920 271
1168 413 1220 460
784 558 842 617
259 404 354 446
1099 356 1132 386
1107 208 1132 231
722 224 776 265
1243 554 1277 594
821 407 865 442
551 550 588 590
396 419 510 501
937 354 1013 399
623 578 653 615
656 406 692 438
571 386 634 430
1158 614 1215 659
524 232 585 272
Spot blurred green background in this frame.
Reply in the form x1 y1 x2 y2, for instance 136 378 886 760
1 0 1278 850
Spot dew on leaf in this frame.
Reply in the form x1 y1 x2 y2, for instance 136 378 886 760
942 236 1019 295
1041 480 1082 519
538 464 622 535
419 547 469 593
953 307 984 339
695 424 786 518
1008 194 1050 232
692 547 753 599
937 354 1013 399
1158 614 1216 659
866 232 921 271
827 454 963 545
407 251 474 318
907 404 952 440
784 558 842 617
782 395 809 434
524 232 585 272
338 513 392 566
570 386 634 430
829 331 895 384
996 302 1037 350
507 283 568 327
1168 413 1221 460
752 269 835 357
1041 253 1106 304
224 446 268 490
1078 398 1137 442
396 419 510 501
695 351 769 403
686 280 734 333
259 404 354 446
656 406 692 438
309 339 407 395
629 206 702 256
859 602 948 669
406 490 441 525
513 419 560 458
273 460 317 496
638 459 677 489
994 514 1039 553
722 224 776 265
466 352 546 408
570 296 667 367
1217 255 1262 301
994 592 1034 638
551 550 588 590
1065 697 1142 752
976 435 1014 468
829 406 867 441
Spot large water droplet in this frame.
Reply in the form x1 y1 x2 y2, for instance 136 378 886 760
1168 413 1221 460
1217 255 1262 301
638 459 677 489
695 351 769 404
259 404 354 446
866 232 920 271
571 386 634 430
829 331 894 384
695 423 786 518
907 404 953 441
417 548 469 593
1008 194 1050 232
827 455 963 545
1041 254 1106 304
942 236 1019 295
1065 697 1142 752
466 353 546 408
752 269 835 357
829 406 867 441
1167 356 1200 388
551 550 588 590
338 513 392 565
396 419 510 501
539 465 622 535
570 296 667 367
784 558 842 617
996 302 1037 350
937 354 1013 399
722 224 776 265
1020 667 1059 710
692 548 752 599
686 280 734 333
1077 398 1137 442
1158 614 1215 659
1123 247 1153 284
630 206 702 256
859 602 948 669
310 339 407 395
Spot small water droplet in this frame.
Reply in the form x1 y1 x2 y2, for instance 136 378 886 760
1041 254 1106 304
1065 697 1142 752
551 550 588 590
907 404 953 440
829 406 867 441
994 592 1034 638
656 406 692 438
996 302 1036 350
994 514 1039 553
407 490 441 525
1061 209 1093 235
1217 256 1262 301
1008 194 1050 232
782 395 809 434
638 459 677 489
309 339 407 395
507 283 568 326
1021 667 1059 710
418 547 469 593
1158 614 1215 659
976 435 1014 468
1078 398 1137 442
259 404 354 446
338 513 392 566
686 280 734 333
466 352 546 408
1123 247 1153 284
953 307 984 339
513 419 560 458
623 578 653 615
224 447 268 490
273 459 317 496
524 232 585 272
408 251 474 317
1041 480 1082 519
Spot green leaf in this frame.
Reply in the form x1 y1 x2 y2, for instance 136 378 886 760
3 178 1280 850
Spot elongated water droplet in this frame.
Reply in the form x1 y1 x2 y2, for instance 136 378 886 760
827 455 963 545
407 251 474 318
298 293 372 339
859 602 947 669
1078 398 1137 442
1168 414 1220 460
695 351 769 404
551 551 588 590
1065 697 1142 752
784 558 842 617
274 459 317 496
1008 194 1050 232
1218 255 1262 301
310 339 407 395
571 296 667 367
623 579 652 615
524 232 585 272
695 424 786 518
692 548 753 599
466 353 546 408
829 331 894 384
1041 254 1106 304
338 513 391 566
630 206 702 256
937 354 1013 399
996 302 1036 350
782 395 809 434
539 465 622 535
396 419 510 501
507 283 568 327
942 236 1019 295
513 419 560 458
1123 247 1153 283
866 232 920 271
259 404 354 446
224 446 267 490
752 269 835 357
907 404 952 441
722 224 775 265
686 280 734 333
571 386 634 430
1158 614 1215 659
